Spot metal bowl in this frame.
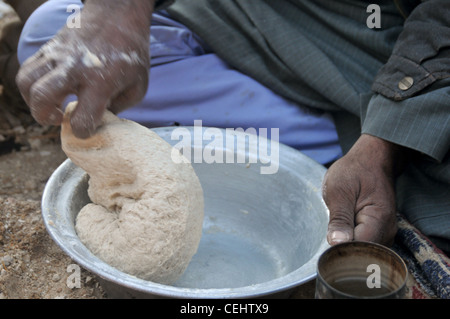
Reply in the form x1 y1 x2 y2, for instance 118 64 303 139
42 126 329 298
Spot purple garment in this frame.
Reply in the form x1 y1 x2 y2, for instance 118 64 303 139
18 0 342 164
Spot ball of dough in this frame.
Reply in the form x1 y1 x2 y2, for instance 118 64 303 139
61 102 204 284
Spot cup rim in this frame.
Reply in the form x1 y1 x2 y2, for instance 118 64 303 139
316 241 408 299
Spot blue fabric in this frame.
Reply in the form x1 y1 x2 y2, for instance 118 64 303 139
18 0 342 165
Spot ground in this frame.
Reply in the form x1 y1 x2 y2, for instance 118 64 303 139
0 99 109 299
0 1 107 299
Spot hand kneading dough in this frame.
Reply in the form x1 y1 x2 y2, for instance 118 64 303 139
61 102 204 284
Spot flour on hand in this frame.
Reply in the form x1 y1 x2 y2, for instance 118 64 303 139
61 102 204 284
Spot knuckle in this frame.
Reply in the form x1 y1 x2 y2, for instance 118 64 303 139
29 83 49 104
329 209 355 226
15 69 30 90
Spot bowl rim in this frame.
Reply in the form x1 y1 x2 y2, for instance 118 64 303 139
42 126 330 298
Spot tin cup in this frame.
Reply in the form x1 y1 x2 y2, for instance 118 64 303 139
315 241 408 299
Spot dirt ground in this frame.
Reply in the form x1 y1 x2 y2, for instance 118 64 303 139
0 101 109 299
0 2 105 299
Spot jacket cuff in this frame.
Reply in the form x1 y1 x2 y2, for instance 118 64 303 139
371 0 450 101
371 55 437 101
362 82 450 162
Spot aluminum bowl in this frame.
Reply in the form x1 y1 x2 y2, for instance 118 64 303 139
41 126 330 298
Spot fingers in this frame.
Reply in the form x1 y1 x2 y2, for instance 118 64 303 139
17 47 112 136
354 206 397 246
325 201 396 246
19 61 145 138
16 51 56 104
323 160 398 247
26 68 75 125
16 45 79 126
16 33 150 137
69 66 146 138
69 84 111 139
109 69 149 114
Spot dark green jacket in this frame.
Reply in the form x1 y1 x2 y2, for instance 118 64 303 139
164 0 449 251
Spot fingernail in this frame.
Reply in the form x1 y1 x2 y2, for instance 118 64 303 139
329 231 350 244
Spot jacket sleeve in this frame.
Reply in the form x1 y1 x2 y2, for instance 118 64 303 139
154 0 174 10
362 0 450 162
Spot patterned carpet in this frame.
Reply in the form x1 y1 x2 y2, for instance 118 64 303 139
393 214 450 299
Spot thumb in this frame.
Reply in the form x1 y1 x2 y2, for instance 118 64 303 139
322 171 355 245
327 216 354 245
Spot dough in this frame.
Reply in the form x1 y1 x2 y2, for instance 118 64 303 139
61 102 204 284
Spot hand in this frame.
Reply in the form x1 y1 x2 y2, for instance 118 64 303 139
322 134 409 246
16 0 155 138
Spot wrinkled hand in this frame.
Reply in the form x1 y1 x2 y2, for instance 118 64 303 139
322 134 409 246
16 0 154 138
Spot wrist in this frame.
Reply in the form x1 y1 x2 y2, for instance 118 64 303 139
350 134 411 177
83 0 155 28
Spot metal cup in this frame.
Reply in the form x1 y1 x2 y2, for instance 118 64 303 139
315 241 408 299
